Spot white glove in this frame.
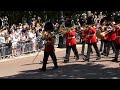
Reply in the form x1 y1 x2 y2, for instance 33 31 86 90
44 40 47 45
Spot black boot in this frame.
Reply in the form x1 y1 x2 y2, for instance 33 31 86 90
84 58 89 62
101 53 106 55
112 58 118 62
39 68 46 71
64 60 69 63
64 57 69 63
75 58 79 61
96 57 101 60
52 66 58 70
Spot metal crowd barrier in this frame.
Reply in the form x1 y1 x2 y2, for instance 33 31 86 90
0 44 11 59
0 41 39 60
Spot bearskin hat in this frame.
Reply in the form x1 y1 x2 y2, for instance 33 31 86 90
44 21 54 32
65 19 73 27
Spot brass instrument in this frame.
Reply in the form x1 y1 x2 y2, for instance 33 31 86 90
96 26 113 38
100 26 114 37
96 30 102 38
41 31 55 40
58 25 70 35
41 31 48 40
100 30 111 37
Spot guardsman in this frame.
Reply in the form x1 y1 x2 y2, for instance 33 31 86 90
39 21 58 71
100 26 108 56
85 24 101 62
106 24 116 57
79 24 87 55
112 24 120 62
99 26 105 52
64 19 79 63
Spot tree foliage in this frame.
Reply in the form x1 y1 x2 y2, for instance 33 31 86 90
0 11 116 25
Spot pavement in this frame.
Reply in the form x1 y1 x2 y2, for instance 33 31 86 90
0 42 120 79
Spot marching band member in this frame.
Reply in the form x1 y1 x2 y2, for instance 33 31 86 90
112 24 120 62
105 24 116 57
85 24 101 62
99 26 104 52
64 19 79 63
39 22 58 71
80 24 93 56
79 24 87 55
100 26 108 56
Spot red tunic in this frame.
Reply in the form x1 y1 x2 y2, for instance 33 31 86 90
103 33 109 40
81 30 87 41
107 31 116 41
111 31 116 41
87 26 98 43
64 28 77 46
115 28 120 45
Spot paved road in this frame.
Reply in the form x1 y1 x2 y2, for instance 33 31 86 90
0 43 120 79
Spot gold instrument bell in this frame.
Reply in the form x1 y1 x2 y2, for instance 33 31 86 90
96 30 102 39
96 26 112 38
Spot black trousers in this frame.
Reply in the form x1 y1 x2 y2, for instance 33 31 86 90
100 40 104 51
79 33 82 43
102 40 108 54
81 41 86 55
42 51 58 69
106 40 116 56
65 45 79 61
81 41 93 55
114 44 120 60
86 42 101 60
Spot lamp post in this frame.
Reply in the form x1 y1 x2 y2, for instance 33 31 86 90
58 11 66 48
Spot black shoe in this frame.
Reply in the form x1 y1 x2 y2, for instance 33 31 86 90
84 58 89 62
52 66 58 70
40 61 48 64
112 58 118 62
80 53 83 56
75 57 79 61
39 68 46 71
96 57 101 60
64 60 69 63
100 49 102 52
104 53 108 57
101 53 105 55
91 52 93 54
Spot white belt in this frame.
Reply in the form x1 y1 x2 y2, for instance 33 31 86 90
89 34 94 36
67 36 75 39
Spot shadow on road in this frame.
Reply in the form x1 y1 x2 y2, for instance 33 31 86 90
1 62 120 79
